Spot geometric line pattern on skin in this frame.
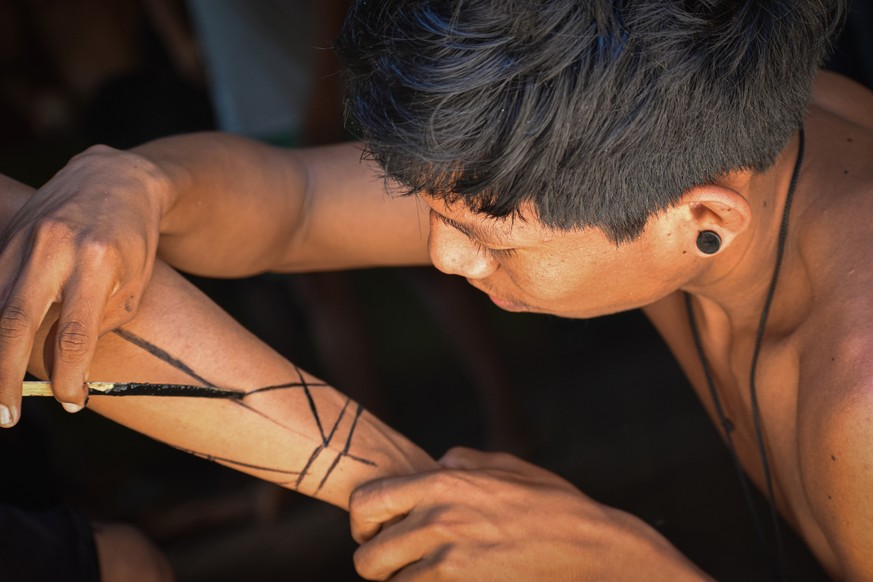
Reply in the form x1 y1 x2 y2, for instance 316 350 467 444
113 328 214 386
315 402 367 494
296 364 328 443
295 392 351 489
175 447 301 477
113 327 378 492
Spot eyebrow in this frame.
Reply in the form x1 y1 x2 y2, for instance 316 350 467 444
431 209 506 243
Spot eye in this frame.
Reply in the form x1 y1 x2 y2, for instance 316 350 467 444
470 238 517 259
488 247 517 259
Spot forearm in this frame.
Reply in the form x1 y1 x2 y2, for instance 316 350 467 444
29 259 437 509
1 173 436 509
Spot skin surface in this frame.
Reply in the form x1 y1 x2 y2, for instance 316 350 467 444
0 70 870 579
643 71 873 579
0 174 437 511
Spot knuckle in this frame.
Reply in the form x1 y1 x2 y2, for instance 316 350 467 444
435 547 463 578
351 480 385 512
440 446 473 465
426 509 462 540
73 144 119 164
352 547 380 580
442 446 466 460
0 303 31 342
432 471 464 492
79 236 118 266
33 216 76 249
56 320 90 360
83 143 114 155
349 486 371 513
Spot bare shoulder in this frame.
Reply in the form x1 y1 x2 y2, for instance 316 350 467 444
785 71 873 577
796 71 873 301
811 69 873 130
794 316 873 579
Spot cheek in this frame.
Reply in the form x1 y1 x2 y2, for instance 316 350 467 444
502 255 590 301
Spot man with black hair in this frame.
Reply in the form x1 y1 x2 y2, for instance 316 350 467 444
0 0 867 579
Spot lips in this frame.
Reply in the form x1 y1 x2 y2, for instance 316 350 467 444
488 294 526 311
465 278 528 311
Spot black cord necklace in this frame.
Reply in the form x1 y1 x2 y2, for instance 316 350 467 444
684 127 805 581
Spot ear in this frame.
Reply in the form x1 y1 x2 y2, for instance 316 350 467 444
670 184 753 255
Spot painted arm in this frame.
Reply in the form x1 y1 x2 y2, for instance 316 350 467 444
1 172 437 509
0 135 431 421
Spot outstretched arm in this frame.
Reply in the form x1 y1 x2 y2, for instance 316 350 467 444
0 135 431 417
0 172 436 509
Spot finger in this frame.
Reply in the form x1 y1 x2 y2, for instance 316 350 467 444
438 446 529 471
0 264 62 427
353 509 447 581
390 546 452 582
350 472 441 544
50 268 115 409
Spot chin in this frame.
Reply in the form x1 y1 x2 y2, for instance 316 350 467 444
487 294 532 312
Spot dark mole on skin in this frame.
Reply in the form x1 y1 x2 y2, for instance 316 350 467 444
847 137 853 142
844 170 849 175
832 455 837 461
124 297 135 313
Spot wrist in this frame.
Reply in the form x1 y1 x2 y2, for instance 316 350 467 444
128 143 187 237
608 508 714 581
367 414 440 475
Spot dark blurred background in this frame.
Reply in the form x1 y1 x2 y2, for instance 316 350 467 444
0 1 871 580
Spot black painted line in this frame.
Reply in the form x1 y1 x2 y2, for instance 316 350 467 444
342 403 365 457
345 453 378 467
323 398 351 445
176 446 300 475
98 382 244 399
114 328 212 386
295 365 327 444
315 404 368 493
245 380 329 396
315 451 344 495
295 444 324 489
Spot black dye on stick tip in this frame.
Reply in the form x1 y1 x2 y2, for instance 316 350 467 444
94 382 246 400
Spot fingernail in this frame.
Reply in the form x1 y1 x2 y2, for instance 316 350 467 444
62 402 84 414
0 405 11 426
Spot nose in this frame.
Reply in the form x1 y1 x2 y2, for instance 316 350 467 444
428 220 498 280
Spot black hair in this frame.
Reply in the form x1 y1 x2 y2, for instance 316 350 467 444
336 0 846 242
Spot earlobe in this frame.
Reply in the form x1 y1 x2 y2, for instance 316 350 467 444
696 231 721 254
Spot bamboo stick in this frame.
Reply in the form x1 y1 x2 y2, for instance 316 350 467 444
22 380 245 399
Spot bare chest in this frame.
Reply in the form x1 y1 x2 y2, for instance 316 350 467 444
643 294 837 571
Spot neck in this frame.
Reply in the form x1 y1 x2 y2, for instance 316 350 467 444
685 131 807 333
